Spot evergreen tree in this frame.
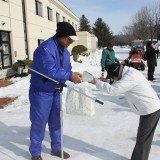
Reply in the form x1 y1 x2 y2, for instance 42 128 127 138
79 14 91 33
92 18 113 48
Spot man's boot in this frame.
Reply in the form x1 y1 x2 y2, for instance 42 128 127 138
51 150 70 159
32 155 43 160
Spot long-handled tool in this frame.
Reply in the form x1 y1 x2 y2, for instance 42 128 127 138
26 66 104 160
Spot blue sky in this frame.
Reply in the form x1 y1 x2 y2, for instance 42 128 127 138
60 0 152 34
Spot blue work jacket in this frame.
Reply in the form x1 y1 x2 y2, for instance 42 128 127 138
30 35 72 92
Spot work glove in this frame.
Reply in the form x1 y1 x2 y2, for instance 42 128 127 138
101 68 105 72
101 71 105 78
101 68 105 78
116 60 120 64
109 78 114 84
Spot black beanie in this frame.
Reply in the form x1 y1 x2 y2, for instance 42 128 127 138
108 63 121 78
56 22 76 37
107 42 114 47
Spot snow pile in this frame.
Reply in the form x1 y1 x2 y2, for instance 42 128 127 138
79 49 102 66
66 82 95 116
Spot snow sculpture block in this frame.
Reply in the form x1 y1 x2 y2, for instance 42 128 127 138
65 84 95 116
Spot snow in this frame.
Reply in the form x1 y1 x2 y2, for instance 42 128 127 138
66 83 95 116
0 46 160 160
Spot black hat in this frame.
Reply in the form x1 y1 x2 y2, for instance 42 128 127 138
107 42 114 47
108 63 123 79
56 22 78 40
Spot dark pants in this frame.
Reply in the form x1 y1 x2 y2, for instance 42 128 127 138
148 66 155 80
157 53 159 59
131 109 160 160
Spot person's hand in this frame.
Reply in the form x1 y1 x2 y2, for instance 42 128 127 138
101 68 105 78
116 61 120 64
88 78 97 85
71 72 82 84
101 71 105 78
101 68 105 72
98 77 109 82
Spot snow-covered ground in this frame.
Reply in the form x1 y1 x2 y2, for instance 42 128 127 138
0 47 160 160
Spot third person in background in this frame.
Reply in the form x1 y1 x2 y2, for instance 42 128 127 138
146 41 157 81
101 42 119 78
155 42 160 59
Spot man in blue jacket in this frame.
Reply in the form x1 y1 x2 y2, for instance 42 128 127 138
29 22 82 160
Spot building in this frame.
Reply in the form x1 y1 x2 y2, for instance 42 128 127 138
69 31 95 53
0 0 97 77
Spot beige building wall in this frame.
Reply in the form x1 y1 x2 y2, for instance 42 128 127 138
69 31 98 53
0 0 79 63
0 0 98 78
25 0 79 60
91 34 98 51
0 0 26 63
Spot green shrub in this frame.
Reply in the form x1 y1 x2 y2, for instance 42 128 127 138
24 59 32 67
12 62 19 72
71 45 87 62
12 59 33 72
72 54 79 62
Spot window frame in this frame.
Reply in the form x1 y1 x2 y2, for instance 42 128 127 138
47 7 53 21
35 0 42 17
56 12 60 22
0 31 12 69
63 16 66 22
38 39 44 46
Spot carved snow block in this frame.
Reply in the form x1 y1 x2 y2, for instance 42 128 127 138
66 85 95 116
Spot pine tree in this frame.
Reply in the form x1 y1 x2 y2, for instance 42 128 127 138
79 14 91 33
92 18 113 48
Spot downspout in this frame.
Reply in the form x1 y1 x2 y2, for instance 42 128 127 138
22 0 29 59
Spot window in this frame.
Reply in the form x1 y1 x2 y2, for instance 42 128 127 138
63 16 66 22
47 7 53 21
0 31 12 69
2 0 9 3
56 12 60 22
75 24 77 31
38 39 44 46
35 0 42 16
